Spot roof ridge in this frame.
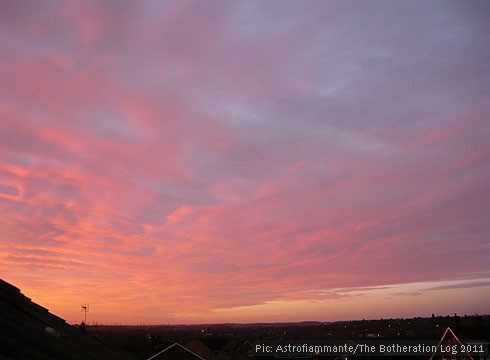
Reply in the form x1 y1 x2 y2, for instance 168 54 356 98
146 342 206 360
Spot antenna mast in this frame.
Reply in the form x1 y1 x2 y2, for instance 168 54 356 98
81 304 89 324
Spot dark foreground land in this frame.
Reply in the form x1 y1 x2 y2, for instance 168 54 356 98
87 315 490 359
1 278 489 360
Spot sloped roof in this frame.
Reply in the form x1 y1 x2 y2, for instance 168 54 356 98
0 278 135 360
430 326 474 360
147 342 206 360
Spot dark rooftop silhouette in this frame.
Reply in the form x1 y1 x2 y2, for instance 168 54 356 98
0 278 135 360
147 342 205 360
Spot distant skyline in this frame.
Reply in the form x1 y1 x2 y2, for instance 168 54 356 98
1 0 489 325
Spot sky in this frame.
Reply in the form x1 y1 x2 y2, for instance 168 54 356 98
1 0 489 325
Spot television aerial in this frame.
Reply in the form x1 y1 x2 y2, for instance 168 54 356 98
81 304 89 324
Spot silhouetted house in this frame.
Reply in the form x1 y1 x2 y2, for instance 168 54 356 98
430 327 474 360
147 342 206 360
186 337 236 360
234 340 253 359
338 340 358 360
